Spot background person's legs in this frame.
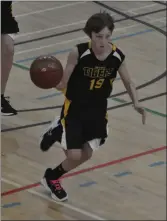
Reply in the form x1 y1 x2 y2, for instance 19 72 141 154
1 34 17 116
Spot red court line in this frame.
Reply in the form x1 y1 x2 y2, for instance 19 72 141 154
1 146 166 197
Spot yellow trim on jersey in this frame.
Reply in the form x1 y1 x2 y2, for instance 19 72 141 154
56 88 66 95
88 41 91 49
111 44 116 51
61 88 67 95
64 98 71 117
61 97 71 127
10 3 13 12
105 112 108 120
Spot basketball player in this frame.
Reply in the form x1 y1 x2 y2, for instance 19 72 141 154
1 1 19 115
40 12 146 202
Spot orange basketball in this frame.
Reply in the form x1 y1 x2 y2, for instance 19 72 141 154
30 55 63 89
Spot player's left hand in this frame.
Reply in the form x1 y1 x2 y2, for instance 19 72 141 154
133 104 146 125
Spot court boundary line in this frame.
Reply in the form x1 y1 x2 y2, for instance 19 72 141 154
15 2 86 18
2 146 166 197
15 3 159 38
14 7 166 46
153 1 167 6
93 1 166 35
1 178 106 221
14 22 166 55
15 23 166 62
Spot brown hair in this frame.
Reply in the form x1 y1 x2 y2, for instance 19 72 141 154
83 11 115 37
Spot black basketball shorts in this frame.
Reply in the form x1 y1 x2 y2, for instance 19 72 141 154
1 18 19 35
53 98 109 151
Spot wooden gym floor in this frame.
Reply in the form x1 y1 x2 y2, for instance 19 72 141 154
1 1 167 220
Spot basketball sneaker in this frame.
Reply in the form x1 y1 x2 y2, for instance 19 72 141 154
1 95 17 116
41 168 68 202
39 117 62 151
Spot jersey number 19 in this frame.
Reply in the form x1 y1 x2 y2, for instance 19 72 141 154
89 78 115 90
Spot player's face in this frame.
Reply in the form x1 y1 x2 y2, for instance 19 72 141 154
91 27 112 52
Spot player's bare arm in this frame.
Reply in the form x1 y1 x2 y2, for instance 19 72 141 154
56 47 79 91
118 59 146 124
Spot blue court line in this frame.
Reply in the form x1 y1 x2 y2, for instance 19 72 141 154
2 202 21 208
79 181 97 187
114 171 132 177
16 48 71 63
79 162 166 187
15 25 165 64
149 161 166 167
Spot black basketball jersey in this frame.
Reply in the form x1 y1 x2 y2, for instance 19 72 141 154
65 42 125 104
1 1 19 34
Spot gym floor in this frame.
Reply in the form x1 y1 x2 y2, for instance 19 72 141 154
1 1 166 220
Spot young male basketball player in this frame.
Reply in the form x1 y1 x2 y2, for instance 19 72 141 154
40 12 146 202
1 1 19 115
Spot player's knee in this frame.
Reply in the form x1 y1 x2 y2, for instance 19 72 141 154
67 149 83 161
83 149 92 160
83 143 93 160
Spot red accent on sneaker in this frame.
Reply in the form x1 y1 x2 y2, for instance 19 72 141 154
51 180 62 191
